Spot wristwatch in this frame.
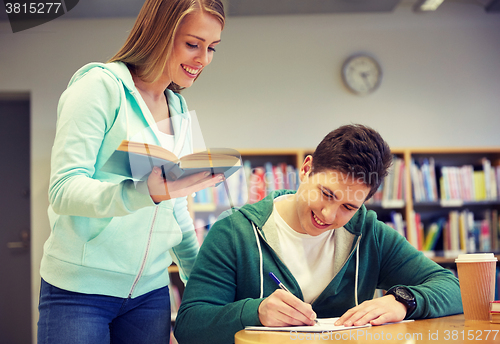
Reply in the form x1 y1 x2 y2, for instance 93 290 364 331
386 286 416 318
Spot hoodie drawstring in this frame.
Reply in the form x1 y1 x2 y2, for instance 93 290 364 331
355 242 360 306
251 222 264 298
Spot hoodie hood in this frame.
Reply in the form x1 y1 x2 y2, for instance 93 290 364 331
238 190 295 229
67 62 188 124
68 62 134 90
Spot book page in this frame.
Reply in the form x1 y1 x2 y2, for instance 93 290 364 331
179 148 242 169
118 140 178 162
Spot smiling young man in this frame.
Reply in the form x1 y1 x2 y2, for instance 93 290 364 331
174 124 463 344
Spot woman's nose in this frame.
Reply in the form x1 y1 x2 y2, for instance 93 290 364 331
196 50 209 67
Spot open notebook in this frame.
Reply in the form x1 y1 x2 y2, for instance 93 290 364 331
245 318 414 333
245 317 370 332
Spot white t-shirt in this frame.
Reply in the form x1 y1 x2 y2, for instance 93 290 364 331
154 117 175 150
273 195 336 304
131 116 175 151
156 130 175 151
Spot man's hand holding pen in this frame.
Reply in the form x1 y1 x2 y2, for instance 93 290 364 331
258 289 317 327
259 272 317 327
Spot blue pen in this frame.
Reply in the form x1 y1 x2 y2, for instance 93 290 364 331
269 272 291 293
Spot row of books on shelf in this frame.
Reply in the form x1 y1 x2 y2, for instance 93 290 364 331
387 209 500 255
193 160 299 206
411 157 500 204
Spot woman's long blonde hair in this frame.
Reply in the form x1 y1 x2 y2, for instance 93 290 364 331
108 0 225 92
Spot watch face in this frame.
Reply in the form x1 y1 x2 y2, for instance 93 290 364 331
395 287 411 300
342 54 382 95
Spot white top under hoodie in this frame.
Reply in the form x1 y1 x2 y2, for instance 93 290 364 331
272 195 336 303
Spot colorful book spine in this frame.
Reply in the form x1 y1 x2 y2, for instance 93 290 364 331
249 166 266 203
423 218 445 251
407 211 419 249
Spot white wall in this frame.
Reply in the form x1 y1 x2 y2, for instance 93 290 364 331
185 3 500 149
0 2 499 342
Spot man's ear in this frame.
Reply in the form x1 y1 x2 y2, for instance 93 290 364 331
299 155 313 181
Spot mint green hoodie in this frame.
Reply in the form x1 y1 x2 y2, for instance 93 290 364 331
41 62 198 298
174 190 462 344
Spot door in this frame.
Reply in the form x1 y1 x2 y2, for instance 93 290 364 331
0 98 32 343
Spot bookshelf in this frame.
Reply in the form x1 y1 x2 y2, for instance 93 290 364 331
405 147 500 257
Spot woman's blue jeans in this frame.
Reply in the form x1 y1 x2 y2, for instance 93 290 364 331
37 279 171 344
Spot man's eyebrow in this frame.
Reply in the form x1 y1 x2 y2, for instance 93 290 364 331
321 186 360 209
320 186 335 197
186 34 221 44
320 186 339 201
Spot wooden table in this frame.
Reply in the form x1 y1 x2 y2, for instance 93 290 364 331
235 314 500 343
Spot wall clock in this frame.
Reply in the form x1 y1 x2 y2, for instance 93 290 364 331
342 54 382 95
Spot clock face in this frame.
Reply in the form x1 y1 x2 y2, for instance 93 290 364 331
342 55 382 95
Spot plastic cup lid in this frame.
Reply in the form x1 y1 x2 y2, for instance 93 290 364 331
455 253 498 263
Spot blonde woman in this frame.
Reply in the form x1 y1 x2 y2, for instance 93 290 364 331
38 1 225 343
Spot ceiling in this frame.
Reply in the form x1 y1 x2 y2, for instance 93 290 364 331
0 0 498 22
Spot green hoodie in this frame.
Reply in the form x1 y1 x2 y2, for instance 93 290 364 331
174 190 462 344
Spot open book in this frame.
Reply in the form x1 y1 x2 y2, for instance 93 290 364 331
101 140 242 181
